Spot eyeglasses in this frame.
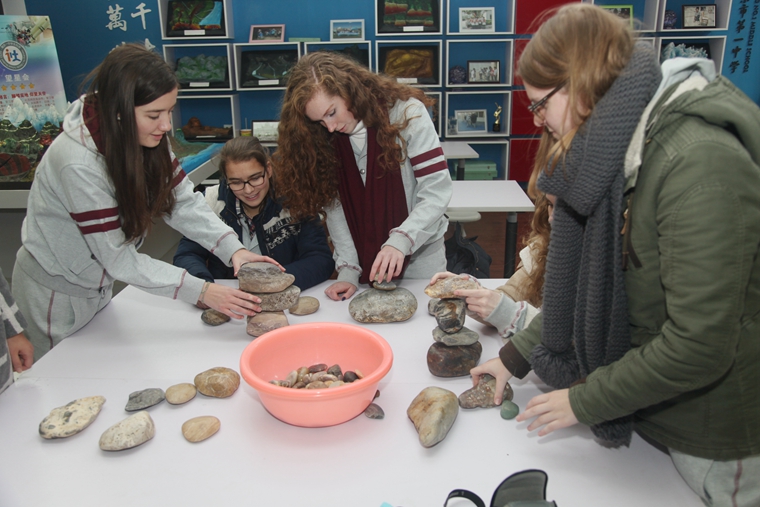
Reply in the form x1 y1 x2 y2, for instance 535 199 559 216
527 82 566 118
227 172 267 191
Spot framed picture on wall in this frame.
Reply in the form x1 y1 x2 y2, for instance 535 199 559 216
467 60 500 83
459 7 495 33
239 48 298 88
377 44 439 85
376 0 441 34
455 109 487 134
330 19 365 41
249 24 285 43
166 1 226 37
251 121 280 142
599 5 634 28
682 4 716 28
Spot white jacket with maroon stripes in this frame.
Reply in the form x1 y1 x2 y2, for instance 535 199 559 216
17 97 245 305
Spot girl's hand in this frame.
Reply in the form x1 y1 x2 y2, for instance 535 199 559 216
201 283 262 319
324 281 358 301
7 333 34 372
516 389 579 436
231 249 284 276
428 271 460 285
369 246 404 283
470 357 514 405
454 288 503 320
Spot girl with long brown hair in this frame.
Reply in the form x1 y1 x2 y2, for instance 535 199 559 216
273 51 452 301
13 44 280 361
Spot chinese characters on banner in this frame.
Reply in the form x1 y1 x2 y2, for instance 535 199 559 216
106 3 155 50
727 0 758 75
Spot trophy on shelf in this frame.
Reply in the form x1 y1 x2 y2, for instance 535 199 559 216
493 103 502 132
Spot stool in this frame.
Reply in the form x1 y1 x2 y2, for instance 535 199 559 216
446 210 481 237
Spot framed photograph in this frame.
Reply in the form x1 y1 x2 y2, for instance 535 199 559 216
239 49 298 88
249 24 285 43
175 54 229 90
378 44 439 85
467 60 500 84
459 7 495 33
376 0 441 34
682 4 716 28
600 5 634 28
166 1 226 37
330 19 365 41
455 109 487 135
251 121 280 142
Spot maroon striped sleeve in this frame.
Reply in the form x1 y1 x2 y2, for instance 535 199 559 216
411 147 448 177
69 207 119 222
410 147 444 166
171 168 187 189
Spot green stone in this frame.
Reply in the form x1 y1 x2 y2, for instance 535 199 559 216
500 400 520 420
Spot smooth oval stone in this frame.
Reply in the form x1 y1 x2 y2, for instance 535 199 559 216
459 374 514 409
433 326 479 346
201 308 230 326
407 386 458 448
125 388 165 411
194 367 240 398
288 296 319 316
364 403 385 419
250 285 301 312
246 311 289 337
182 415 221 443
424 277 479 299
99 411 155 451
500 400 520 420
165 383 197 405
433 298 467 333
427 341 482 377
372 280 396 291
39 396 106 439
238 262 295 293
349 287 417 323
428 297 441 315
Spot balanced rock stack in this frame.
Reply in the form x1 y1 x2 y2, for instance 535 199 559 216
238 262 301 337
424 277 482 377
349 280 417 323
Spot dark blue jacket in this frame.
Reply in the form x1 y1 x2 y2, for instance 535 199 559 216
173 183 335 291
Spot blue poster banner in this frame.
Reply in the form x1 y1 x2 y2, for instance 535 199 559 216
723 0 760 104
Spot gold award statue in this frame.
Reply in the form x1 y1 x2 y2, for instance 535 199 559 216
493 103 502 132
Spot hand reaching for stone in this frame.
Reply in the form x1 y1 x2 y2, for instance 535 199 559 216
470 357 514 405
454 287 503 320
324 281 357 301
202 283 262 319
231 249 283 276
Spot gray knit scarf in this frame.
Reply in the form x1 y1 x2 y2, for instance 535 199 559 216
534 42 662 447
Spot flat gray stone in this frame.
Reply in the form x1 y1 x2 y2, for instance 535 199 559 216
424 277 479 299
182 415 220 443
433 298 467 333
194 367 240 398
246 311 289 337
349 287 417 323
459 374 514 409
238 262 295 293
433 325 479 346
407 386 458 448
289 296 320 316
99 411 155 451
39 396 106 439
165 383 197 405
125 388 165 411
372 280 397 290
250 285 301 312
427 341 482 377
201 308 230 326
364 403 385 419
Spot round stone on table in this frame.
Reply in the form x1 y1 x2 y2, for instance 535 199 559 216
364 403 385 419
182 415 221 443
407 386 458 448
194 367 241 398
99 411 155 451
246 311 289 337
201 308 230 326
165 383 197 405
39 395 106 439
427 341 482 377
125 388 165 411
289 296 320 316
349 287 417 323
238 262 295 293
500 400 520 420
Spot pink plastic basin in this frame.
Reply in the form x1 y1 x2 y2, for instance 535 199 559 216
240 322 393 427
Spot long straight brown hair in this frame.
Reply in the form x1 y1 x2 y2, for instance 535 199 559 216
82 43 180 242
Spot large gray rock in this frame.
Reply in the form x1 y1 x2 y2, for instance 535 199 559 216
39 396 106 439
433 326 479 346
246 311 289 337
99 411 155 451
249 285 301 312
433 298 467 333
424 277 479 299
238 262 295 293
349 287 417 323
407 386 458 448
427 341 482 377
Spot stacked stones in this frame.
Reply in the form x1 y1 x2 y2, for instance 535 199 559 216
424 277 482 377
349 280 417 324
238 262 301 337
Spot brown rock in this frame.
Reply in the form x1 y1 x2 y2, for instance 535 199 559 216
289 296 320 316
182 415 221 443
433 298 466 333
427 341 482 377
424 277 479 299
165 383 197 405
194 367 240 398
407 386 458 448
201 308 230 326
250 285 301 312
246 311 289 337
238 262 295 293
458 374 514 409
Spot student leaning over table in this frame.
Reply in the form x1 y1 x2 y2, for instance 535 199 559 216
12 44 281 363
273 51 452 302
173 136 335 294
470 5 760 506
0 267 34 394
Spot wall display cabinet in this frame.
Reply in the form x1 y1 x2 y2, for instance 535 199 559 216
375 0 444 36
233 42 302 91
449 139 510 179
157 0 235 40
446 0 516 35
304 41 373 69
655 0 732 30
375 39 443 86
163 43 235 92
657 35 726 72
445 39 513 87
445 90 512 138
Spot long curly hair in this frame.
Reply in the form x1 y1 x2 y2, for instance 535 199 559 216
272 51 433 220
521 193 552 307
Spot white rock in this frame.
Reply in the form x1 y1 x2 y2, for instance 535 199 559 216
39 396 106 439
99 411 156 451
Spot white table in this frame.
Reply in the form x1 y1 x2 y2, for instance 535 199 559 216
0 280 700 507
441 141 480 180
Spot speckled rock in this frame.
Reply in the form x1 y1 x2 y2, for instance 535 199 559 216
433 326 479 346
424 277 479 299
427 341 482 377
99 411 155 451
182 415 220 443
194 367 240 398
249 285 301 312
201 308 230 326
246 311 289 337
407 386 458 448
125 388 165 411
500 400 520 420
289 296 320 316
165 383 197 405
458 374 514 409
428 297 441 315
349 287 417 323
39 396 106 439
238 262 295 293
364 403 385 419
433 298 467 333
372 280 397 291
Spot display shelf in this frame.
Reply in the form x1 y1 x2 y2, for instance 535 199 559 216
655 0 732 31
375 40 443 87
172 94 240 141
446 0 516 35
157 0 234 40
163 43 234 92
445 90 511 138
445 39 513 87
375 0 444 36
657 35 726 73
448 139 510 179
303 41 373 69
425 91 443 137
233 42 301 91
